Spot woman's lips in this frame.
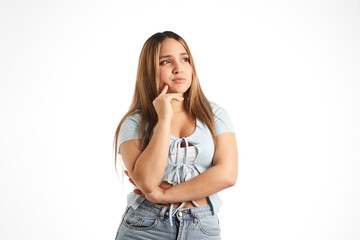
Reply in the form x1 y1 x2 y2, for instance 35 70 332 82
172 78 185 83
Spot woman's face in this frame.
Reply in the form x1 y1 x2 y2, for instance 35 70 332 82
158 38 192 94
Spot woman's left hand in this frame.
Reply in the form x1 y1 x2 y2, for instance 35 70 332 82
124 170 166 204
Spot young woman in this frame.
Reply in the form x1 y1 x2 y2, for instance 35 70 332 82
113 31 238 239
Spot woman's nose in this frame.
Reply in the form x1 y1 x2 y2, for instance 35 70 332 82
172 61 183 74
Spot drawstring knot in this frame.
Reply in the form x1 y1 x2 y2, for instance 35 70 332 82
167 137 201 226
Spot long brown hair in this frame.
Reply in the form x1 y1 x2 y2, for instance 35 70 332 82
113 31 216 169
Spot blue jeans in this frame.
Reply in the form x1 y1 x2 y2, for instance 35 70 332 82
115 199 221 240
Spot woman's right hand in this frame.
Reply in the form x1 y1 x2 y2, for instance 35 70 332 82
152 85 184 121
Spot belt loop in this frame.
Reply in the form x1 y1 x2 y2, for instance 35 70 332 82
210 204 215 216
190 208 199 223
159 207 167 221
190 208 197 218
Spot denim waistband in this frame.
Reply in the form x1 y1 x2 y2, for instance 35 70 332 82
137 199 215 221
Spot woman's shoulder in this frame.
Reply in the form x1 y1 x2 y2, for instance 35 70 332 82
118 112 142 151
120 110 143 125
124 112 141 123
209 102 229 116
119 112 142 133
209 101 234 134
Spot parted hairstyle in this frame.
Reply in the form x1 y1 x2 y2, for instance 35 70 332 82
113 31 216 169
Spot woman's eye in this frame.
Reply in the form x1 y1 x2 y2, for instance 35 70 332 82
160 58 189 65
160 60 170 65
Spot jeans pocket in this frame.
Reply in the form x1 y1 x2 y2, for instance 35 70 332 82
122 210 159 231
198 214 221 236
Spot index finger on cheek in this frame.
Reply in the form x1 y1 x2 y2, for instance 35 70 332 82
159 84 168 95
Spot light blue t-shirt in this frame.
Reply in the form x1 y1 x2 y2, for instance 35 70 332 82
118 102 235 225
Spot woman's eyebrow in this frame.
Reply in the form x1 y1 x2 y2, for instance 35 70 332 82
159 52 188 60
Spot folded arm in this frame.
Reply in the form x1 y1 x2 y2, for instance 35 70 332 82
136 132 238 204
120 119 171 194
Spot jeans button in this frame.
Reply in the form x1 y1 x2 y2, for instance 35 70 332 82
178 211 183 217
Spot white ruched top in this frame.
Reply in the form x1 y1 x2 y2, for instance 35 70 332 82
163 145 199 183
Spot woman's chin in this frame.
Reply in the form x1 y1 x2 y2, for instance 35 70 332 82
168 85 190 94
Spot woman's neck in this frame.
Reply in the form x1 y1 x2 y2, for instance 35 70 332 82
171 99 185 113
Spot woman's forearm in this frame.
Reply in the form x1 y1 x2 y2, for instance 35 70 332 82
159 164 237 204
132 118 171 194
140 133 238 204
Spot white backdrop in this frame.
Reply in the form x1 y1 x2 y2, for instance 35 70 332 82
0 0 359 239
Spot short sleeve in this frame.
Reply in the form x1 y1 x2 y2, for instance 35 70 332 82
211 103 235 136
117 113 142 154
